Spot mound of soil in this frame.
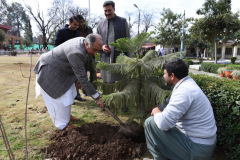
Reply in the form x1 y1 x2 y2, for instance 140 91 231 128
42 122 147 160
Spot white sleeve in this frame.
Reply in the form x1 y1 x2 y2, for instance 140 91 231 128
91 92 100 99
153 88 192 130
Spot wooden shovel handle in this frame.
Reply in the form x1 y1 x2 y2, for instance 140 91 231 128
104 107 125 125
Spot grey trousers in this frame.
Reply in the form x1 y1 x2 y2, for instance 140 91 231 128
101 70 123 83
144 116 216 160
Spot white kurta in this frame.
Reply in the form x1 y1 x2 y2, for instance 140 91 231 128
36 76 77 129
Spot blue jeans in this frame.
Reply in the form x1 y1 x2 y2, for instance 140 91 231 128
144 116 216 160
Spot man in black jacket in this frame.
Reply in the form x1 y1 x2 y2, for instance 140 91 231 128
54 16 80 47
54 16 86 103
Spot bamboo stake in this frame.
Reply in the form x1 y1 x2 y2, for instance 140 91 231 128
24 53 33 160
0 116 15 160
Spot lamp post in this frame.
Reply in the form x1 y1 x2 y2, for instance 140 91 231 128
88 0 90 21
180 10 185 52
134 4 140 35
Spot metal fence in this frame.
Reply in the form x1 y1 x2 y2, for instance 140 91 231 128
0 50 46 56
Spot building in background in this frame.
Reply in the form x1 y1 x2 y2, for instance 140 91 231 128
0 24 22 50
216 41 240 59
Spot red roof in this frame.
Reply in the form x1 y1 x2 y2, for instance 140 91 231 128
142 44 155 49
0 24 11 30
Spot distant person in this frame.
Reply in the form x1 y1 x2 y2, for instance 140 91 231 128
160 46 165 56
97 0 130 83
77 15 97 97
34 34 105 130
54 16 86 102
158 49 161 57
198 51 201 59
77 15 93 37
144 59 217 160
3 44 6 51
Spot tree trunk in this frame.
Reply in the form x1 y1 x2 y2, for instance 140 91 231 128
43 32 47 49
214 41 217 64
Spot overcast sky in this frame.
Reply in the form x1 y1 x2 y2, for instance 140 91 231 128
7 0 240 17
5 0 240 36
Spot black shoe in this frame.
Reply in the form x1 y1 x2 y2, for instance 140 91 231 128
75 96 86 101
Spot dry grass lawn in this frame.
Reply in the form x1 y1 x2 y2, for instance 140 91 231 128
0 54 227 160
0 54 133 159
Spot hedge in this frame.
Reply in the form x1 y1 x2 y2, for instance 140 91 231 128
201 63 226 73
191 74 240 159
229 64 240 70
183 59 193 67
201 63 240 74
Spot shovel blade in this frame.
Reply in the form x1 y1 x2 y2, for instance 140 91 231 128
119 124 137 138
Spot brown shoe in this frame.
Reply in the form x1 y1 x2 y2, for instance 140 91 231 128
70 115 80 121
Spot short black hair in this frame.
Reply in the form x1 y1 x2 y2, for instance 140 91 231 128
76 15 84 21
69 16 79 23
103 1 115 8
163 59 188 80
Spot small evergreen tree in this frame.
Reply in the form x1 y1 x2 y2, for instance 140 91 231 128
22 36 33 50
0 29 5 42
22 19 33 50
96 33 185 120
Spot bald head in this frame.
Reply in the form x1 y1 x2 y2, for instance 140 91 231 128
85 34 103 47
85 34 103 56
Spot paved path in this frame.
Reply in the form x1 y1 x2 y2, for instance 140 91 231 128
189 68 223 79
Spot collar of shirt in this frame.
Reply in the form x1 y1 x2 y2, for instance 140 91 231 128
172 75 190 93
107 14 116 21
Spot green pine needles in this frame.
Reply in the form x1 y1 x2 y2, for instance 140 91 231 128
110 32 152 57
96 32 186 119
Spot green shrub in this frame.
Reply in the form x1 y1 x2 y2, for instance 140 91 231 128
201 63 212 72
95 53 100 61
201 63 226 73
191 74 240 160
209 64 221 73
230 57 237 64
231 70 240 77
217 67 226 74
229 64 240 70
226 66 233 70
199 58 203 64
183 59 193 67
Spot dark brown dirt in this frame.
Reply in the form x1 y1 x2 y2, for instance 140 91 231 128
42 122 147 160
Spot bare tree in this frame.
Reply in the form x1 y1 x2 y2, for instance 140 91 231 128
25 3 59 49
50 0 73 28
141 12 154 32
124 11 137 36
68 6 88 18
0 0 7 23
88 14 103 30
125 11 136 30
68 6 101 30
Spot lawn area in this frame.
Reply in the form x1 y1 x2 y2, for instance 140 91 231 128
0 55 229 159
0 55 141 159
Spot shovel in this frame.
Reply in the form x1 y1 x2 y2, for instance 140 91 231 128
104 106 137 138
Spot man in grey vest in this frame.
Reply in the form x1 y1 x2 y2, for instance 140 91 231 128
97 1 130 83
34 34 104 130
